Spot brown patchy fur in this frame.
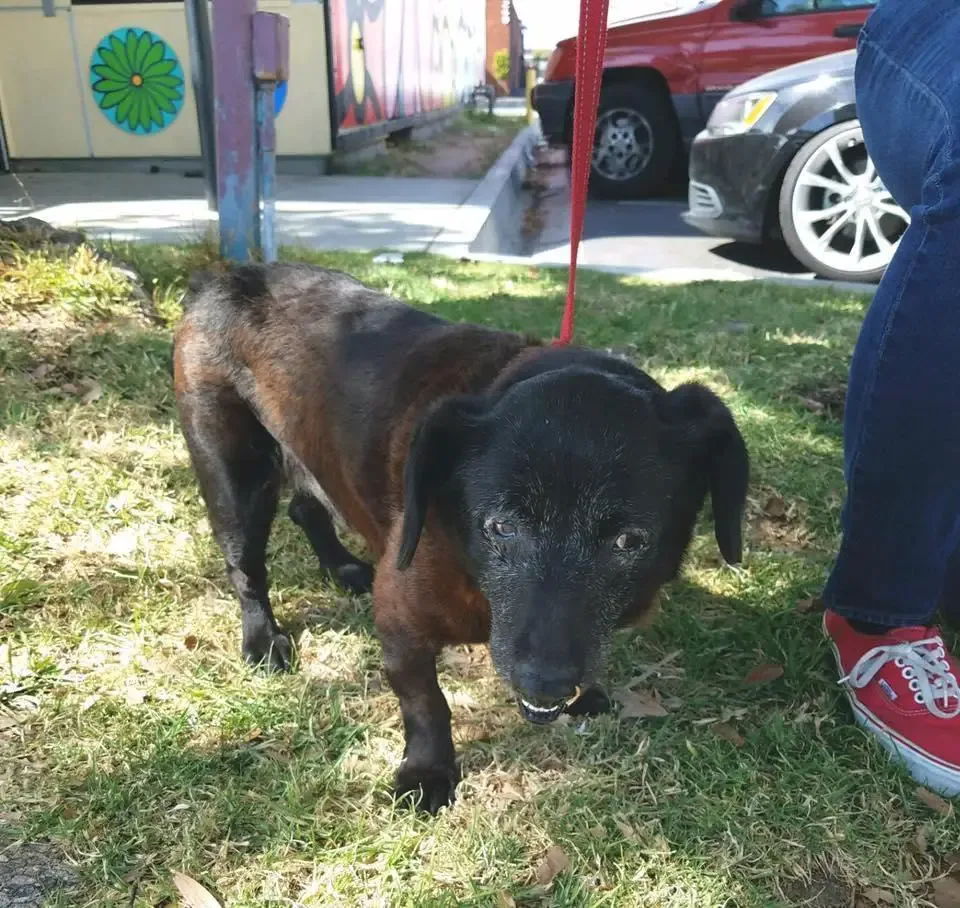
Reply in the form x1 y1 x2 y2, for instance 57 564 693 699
172 268 539 651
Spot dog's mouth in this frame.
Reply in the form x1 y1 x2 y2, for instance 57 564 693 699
517 697 566 724
516 687 583 725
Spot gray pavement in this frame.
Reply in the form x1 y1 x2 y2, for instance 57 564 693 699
0 170 479 252
528 161 818 283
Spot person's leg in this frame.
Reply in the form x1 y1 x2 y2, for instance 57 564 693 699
822 0 960 795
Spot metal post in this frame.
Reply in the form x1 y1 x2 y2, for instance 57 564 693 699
213 0 258 261
255 85 277 262
252 11 289 264
184 0 217 210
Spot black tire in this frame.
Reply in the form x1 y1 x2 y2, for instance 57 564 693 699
587 80 681 200
778 120 896 283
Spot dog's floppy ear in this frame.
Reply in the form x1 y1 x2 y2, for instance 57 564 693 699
397 394 487 571
659 383 749 564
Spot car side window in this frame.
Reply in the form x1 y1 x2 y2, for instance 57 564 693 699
760 0 875 13
760 0 815 12
815 0 876 8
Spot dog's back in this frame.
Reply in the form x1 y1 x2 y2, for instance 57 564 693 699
173 263 538 556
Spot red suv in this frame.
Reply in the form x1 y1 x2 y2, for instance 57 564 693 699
532 0 876 198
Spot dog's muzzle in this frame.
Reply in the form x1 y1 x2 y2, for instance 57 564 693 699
516 686 583 725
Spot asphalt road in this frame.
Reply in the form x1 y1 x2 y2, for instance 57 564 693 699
554 197 811 278
527 161 816 281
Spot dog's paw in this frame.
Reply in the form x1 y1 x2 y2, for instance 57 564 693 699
334 561 374 595
242 627 294 673
394 761 460 814
564 685 611 717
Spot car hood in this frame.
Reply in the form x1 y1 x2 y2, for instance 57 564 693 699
555 0 723 43
732 49 855 95
608 0 724 27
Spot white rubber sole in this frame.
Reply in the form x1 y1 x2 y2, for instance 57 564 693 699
825 628 960 797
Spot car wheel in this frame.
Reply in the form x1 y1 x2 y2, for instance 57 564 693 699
778 120 909 283
588 81 680 199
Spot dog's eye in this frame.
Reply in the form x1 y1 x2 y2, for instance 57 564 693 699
614 530 649 553
491 520 517 539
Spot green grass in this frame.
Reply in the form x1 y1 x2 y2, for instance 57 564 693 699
1 232 958 907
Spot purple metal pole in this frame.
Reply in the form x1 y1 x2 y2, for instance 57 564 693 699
213 0 258 261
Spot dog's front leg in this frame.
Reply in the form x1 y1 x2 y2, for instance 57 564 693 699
378 625 459 813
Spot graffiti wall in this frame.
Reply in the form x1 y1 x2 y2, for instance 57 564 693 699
330 0 485 133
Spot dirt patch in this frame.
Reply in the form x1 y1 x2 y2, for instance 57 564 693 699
779 870 855 908
0 843 77 908
791 380 847 420
335 113 525 180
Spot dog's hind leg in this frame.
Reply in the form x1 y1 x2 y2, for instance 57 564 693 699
287 493 374 594
180 387 292 672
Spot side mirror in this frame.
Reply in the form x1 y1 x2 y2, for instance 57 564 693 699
730 0 763 21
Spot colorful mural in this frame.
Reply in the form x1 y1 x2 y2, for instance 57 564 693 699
89 27 184 135
330 0 485 132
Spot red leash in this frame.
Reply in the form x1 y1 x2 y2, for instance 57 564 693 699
554 0 610 346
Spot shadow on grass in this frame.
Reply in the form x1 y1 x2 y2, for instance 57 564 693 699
5 252 899 905
0 325 175 433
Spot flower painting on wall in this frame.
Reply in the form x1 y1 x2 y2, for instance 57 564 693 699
90 28 185 135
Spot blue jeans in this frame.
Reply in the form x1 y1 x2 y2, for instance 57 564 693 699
823 0 960 626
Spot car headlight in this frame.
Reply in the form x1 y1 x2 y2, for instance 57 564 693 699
706 91 778 135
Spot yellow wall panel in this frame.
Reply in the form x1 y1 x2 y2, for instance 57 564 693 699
0 4 91 158
0 0 331 160
261 1 332 156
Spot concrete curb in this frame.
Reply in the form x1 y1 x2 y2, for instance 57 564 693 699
427 123 541 258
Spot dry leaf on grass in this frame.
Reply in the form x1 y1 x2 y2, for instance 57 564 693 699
183 635 198 651
932 877 960 908
798 396 825 414
744 663 784 685
912 827 929 855
80 380 103 404
861 887 894 905
614 818 638 841
495 892 516 908
795 596 825 615
535 845 571 885
171 871 221 908
29 363 54 380
613 687 669 719
124 687 147 706
0 714 20 731
916 786 953 816
712 722 745 747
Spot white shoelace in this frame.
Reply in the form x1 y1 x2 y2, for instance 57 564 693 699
840 636 960 720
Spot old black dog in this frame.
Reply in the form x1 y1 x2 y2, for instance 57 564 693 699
173 263 749 813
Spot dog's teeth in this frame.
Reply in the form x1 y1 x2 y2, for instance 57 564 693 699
521 699 561 716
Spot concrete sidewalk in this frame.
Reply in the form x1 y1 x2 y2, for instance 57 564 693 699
0 170 481 253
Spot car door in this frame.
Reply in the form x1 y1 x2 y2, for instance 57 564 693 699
696 0 876 121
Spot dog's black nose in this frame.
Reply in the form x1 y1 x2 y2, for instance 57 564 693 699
511 662 579 705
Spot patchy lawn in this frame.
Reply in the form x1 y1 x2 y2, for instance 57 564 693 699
2 231 959 908
333 111 526 180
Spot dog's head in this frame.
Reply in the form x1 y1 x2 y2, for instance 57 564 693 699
397 354 748 724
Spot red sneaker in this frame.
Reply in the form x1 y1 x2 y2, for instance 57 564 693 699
824 610 960 796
